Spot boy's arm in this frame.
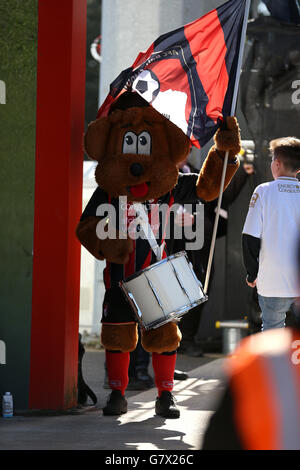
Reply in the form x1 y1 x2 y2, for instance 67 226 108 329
242 187 263 287
242 234 261 284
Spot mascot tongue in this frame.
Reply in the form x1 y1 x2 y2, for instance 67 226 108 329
129 182 148 198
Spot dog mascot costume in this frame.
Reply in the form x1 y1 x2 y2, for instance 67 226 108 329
76 91 241 418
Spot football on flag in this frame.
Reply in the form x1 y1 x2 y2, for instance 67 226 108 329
132 69 188 132
132 70 160 103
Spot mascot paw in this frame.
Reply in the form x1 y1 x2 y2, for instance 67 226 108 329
214 116 241 156
76 217 133 264
141 322 182 353
99 232 134 264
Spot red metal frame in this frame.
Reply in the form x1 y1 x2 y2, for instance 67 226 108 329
30 0 87 409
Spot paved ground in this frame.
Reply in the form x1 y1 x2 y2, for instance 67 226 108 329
0 349 226 451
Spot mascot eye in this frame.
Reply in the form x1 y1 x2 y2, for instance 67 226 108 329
123 131 137 154
138 131 151 155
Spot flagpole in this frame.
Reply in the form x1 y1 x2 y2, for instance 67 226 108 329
203 0 251 295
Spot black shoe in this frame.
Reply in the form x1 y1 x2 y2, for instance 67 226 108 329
127 371 154 391
155 391 180 419
174 369 189 380
103 390 127 416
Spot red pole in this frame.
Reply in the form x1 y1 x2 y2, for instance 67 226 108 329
30 0 87 409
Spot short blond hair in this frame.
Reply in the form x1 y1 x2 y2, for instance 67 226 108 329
269 137 300 172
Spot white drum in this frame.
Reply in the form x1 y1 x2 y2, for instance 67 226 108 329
120 251 207 330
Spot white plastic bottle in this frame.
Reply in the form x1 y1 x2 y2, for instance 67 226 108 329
2 392 13 418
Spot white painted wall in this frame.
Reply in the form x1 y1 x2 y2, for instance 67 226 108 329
79 162 106 335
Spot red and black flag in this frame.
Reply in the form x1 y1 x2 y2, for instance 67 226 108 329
97 0 249 148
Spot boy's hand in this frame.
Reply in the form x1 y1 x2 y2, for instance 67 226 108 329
246 277 257 288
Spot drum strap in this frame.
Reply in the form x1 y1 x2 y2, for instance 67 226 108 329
133 203 162 261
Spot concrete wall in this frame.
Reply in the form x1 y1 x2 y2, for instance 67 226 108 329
99 0 226 104
79 163 104 336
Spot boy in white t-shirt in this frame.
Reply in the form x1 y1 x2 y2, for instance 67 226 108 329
242 137 300 330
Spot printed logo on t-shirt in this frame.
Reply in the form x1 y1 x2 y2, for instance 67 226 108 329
278 183 300 193
249 193 259 208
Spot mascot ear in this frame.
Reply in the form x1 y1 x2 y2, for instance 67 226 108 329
84 117 112 161
163 118 191 163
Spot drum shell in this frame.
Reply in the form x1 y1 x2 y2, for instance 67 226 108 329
120 251 207 330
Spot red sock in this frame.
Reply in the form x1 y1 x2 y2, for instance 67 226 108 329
152 352 177 396
105 351 130 395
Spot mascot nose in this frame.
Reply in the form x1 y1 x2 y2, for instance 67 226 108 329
130 162 144 177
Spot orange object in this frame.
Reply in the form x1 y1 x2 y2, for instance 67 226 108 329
226 329 300 450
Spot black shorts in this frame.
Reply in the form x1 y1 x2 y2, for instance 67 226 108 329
101 287 137 324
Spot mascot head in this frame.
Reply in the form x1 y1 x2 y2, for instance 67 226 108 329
84 92 191 202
